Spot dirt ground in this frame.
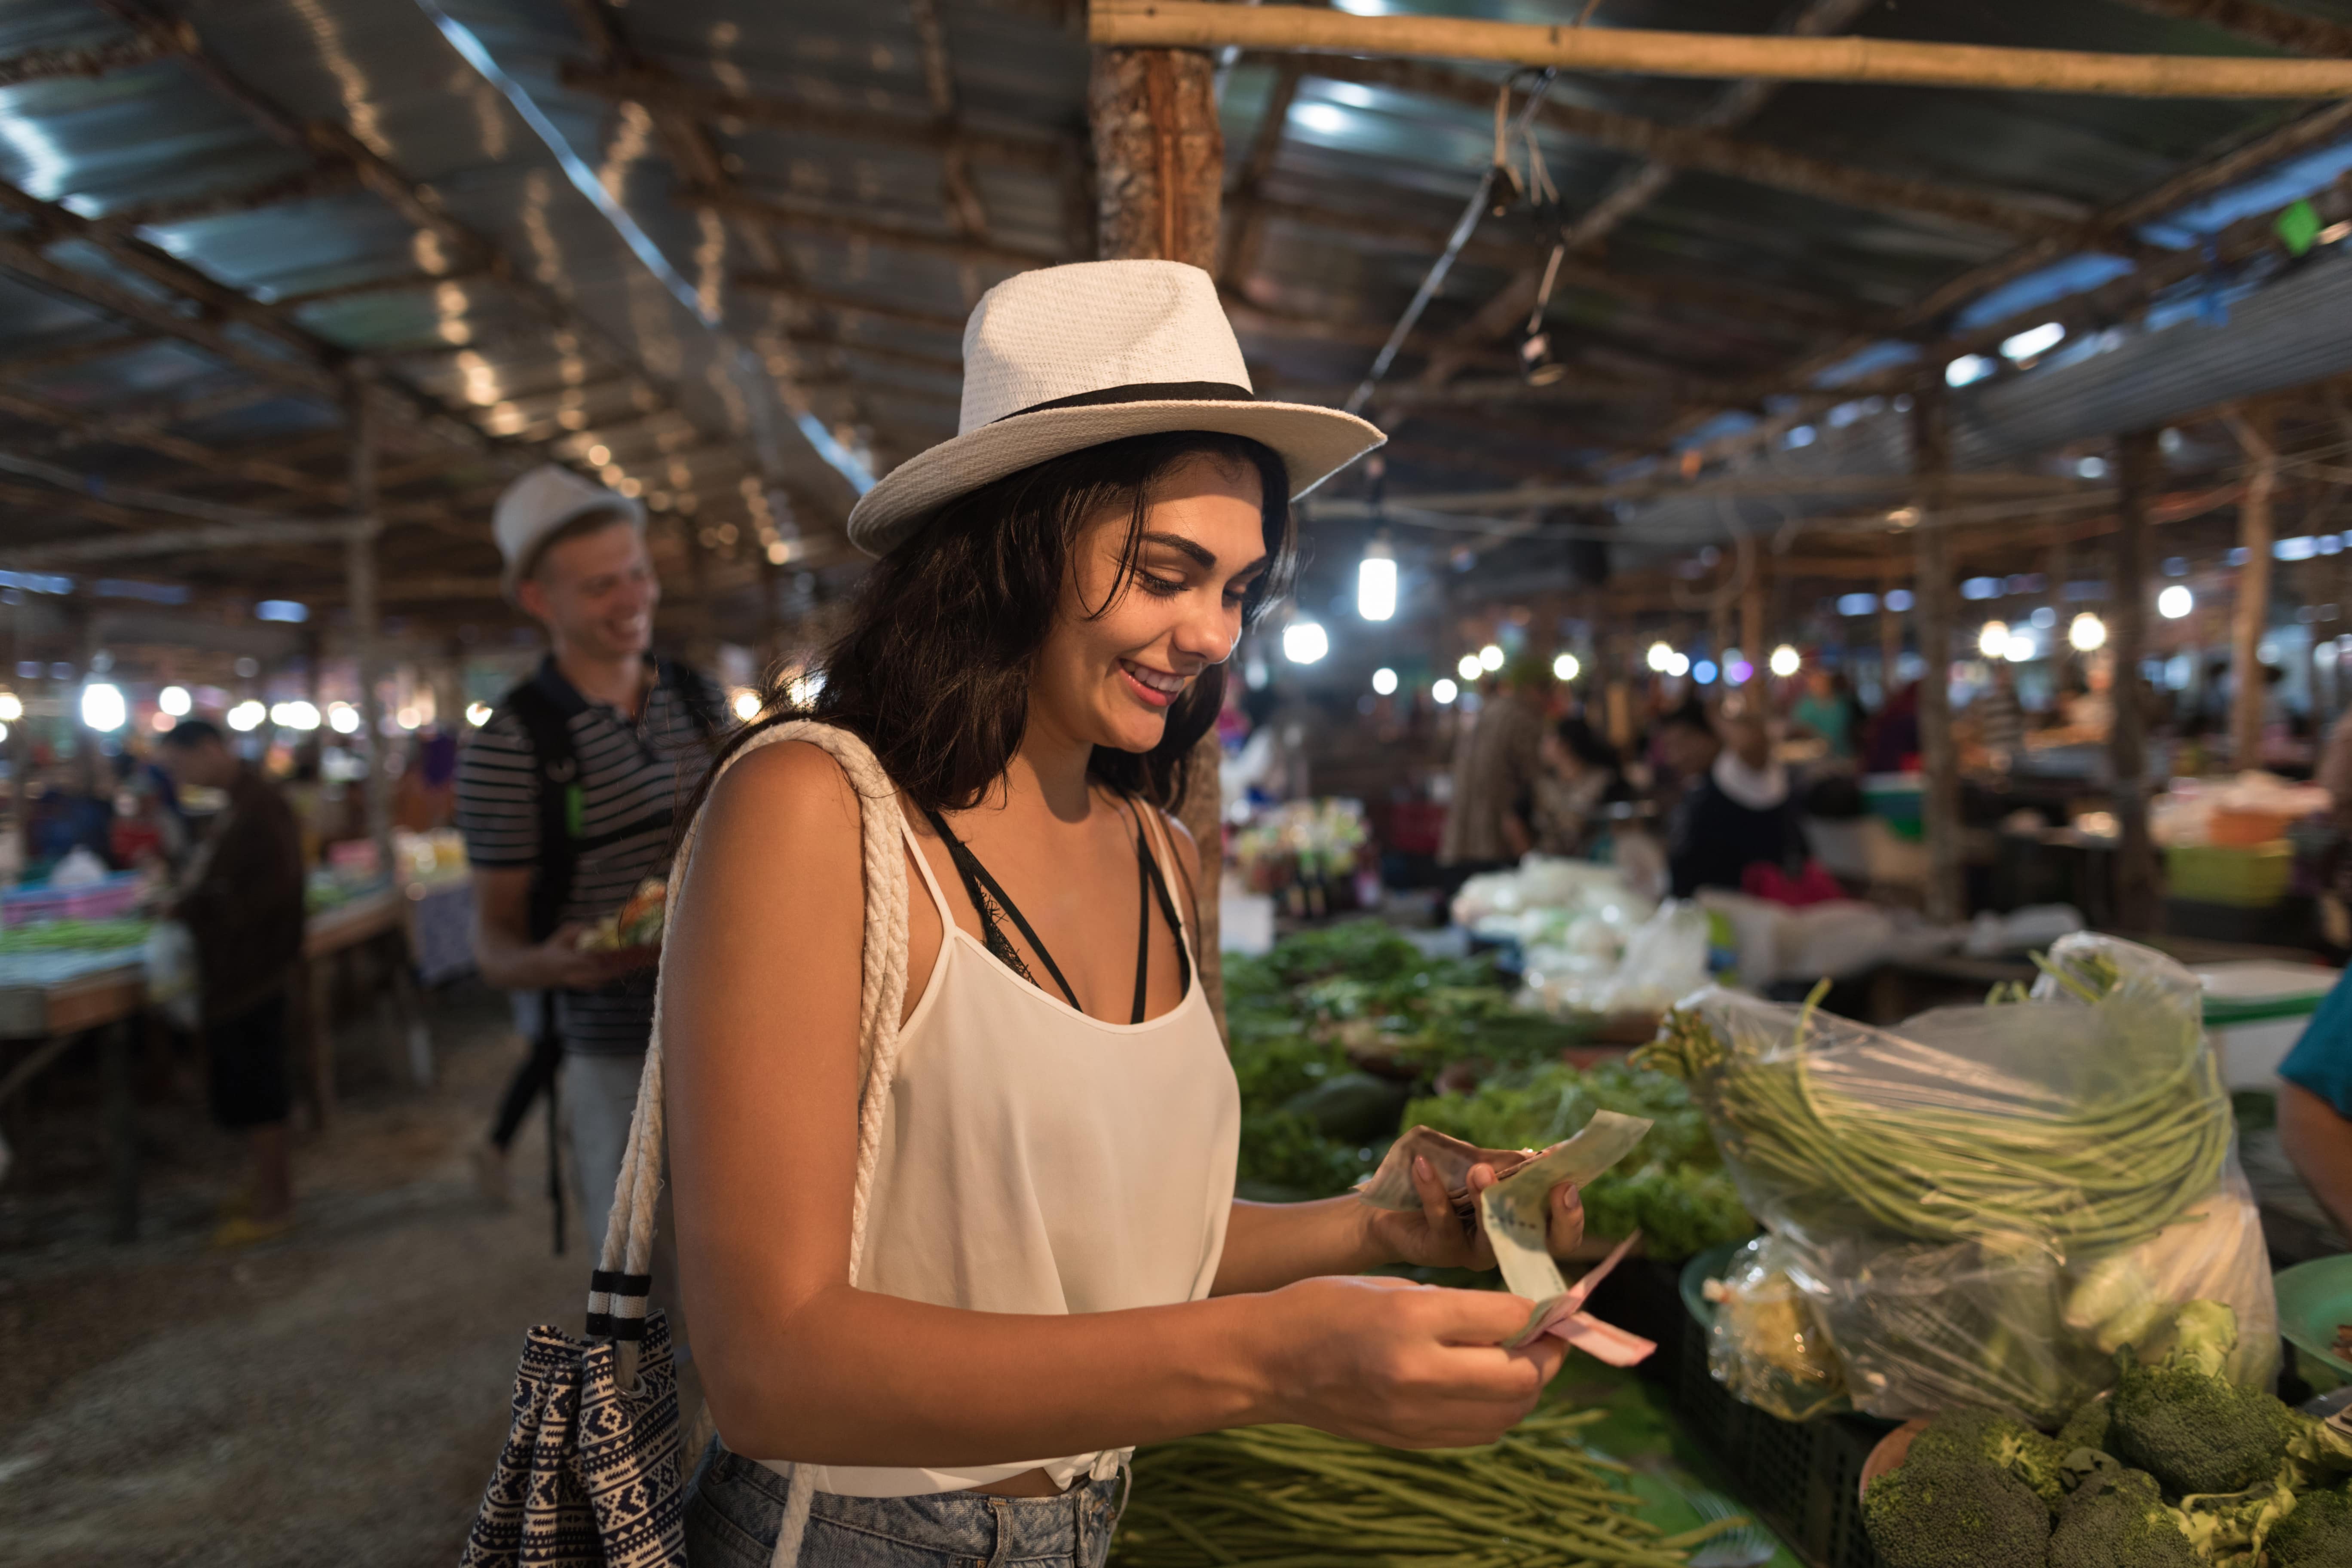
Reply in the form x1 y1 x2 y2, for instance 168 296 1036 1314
0 982 586 1568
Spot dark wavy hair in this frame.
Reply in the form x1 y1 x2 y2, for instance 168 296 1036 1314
712 429 1295 818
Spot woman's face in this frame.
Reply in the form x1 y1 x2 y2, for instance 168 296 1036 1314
1032 452 1269 756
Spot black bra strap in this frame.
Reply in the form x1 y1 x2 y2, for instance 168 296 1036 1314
920 806 1083 1013
1127 803 1152 1026
1132 805 1195 1005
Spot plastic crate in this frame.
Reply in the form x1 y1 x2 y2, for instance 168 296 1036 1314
2166 841 2292 907
1672 1308 1893 1568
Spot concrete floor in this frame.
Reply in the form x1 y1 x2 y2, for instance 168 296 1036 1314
0 983 582 1568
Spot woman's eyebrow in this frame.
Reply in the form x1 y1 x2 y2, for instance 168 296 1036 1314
1140 530 1218 570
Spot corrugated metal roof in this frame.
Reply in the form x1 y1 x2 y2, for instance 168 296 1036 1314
0 0 2346 639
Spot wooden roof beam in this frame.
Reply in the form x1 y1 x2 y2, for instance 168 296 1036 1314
94 166 361 233
1109 1 2352 95
732 279 970 334
1249 195 1866 336
559 63 1069 174
689 187 1062 270
1279 54 2087 241
0 17 193 89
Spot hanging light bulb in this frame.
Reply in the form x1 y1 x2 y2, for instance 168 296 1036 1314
1551 652 1580 681
1769 645 1801 678
1978 621 2009 659
2069 612 2107 652
1357 536 1397 622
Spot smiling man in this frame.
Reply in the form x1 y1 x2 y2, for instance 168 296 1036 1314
455 464 723 1240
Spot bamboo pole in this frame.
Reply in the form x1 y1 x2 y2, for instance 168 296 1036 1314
2111 431 2160 931
2226 405 2277 770
346 389 394 883
1092 0 2352 96
1088 34 1231 1027
1911 382 1963 925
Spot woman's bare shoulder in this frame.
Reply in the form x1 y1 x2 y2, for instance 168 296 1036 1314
698 737 866 862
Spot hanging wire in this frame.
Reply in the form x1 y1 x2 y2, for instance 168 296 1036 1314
1345 70 1558 415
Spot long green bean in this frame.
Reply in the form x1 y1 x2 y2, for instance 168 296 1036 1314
1111 1419 1744 1568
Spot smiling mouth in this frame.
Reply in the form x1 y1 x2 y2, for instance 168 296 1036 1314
1118 659 1187 708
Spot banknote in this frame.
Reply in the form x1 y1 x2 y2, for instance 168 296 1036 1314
1473 1109 1654 1346
1354 1127 1537 1235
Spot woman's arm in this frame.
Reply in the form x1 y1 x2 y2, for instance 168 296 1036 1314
665 744 1567 1467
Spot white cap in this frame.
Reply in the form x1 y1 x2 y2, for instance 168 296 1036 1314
493 464 647 597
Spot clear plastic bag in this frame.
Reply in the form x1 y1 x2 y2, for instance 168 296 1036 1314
1649 933 2275 1424
1703 1234 1850 1423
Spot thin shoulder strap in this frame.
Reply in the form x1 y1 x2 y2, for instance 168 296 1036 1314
919 805 1084 1013
1133 802 1197 998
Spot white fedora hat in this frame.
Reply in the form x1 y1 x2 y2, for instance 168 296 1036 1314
844 260 1384 557
492 463 646 597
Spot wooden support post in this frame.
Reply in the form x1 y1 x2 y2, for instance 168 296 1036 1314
2111 430 2161 932
345 389 393 882
1089 36 1231 1027
1739 570 1764 681
1878 557 1903 700
1911 382 1964 925
2227 405 2277 770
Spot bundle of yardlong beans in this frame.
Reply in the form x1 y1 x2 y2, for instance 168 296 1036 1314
1110 1412 1741 1568
1632 951 2230 1255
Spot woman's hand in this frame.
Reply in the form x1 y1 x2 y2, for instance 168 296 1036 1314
1258 1276 1566 1448
1364 1152 1586 1270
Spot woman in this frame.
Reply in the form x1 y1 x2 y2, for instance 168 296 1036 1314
662 262 1592 1568
1532 716 1631 856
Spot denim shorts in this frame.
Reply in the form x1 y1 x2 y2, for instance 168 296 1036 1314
684 1440 1127 1568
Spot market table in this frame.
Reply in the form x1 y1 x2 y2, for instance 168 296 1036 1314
300 884 438 1121
0 946 150 1240
1869 931 2321 1022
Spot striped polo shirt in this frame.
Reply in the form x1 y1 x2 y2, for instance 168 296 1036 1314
455 656 723 1054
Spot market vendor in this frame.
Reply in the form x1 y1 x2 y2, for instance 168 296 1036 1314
662 262 1592 1568
1667 709 1805 898
2273 966 2352 1245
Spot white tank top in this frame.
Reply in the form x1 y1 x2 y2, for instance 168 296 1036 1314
769 806 1240 1498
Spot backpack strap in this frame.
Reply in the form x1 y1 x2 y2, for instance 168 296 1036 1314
658 657 724 747
496 677 581 945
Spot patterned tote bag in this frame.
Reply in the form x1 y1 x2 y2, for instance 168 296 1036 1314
460 722 913 1568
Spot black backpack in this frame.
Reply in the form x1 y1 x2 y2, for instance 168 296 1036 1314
493 656 723 943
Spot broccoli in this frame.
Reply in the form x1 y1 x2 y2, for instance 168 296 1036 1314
2055 1395 2112 1457
2044 1468 2200 1568
2287 1409 2352 1492
1859 1453 2049 1568
2106 1302 2290 1497
2267 1485 2352 1567
1905 1406 2069 1511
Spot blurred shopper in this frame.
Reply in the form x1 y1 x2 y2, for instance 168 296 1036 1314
154 718 306 1246
1865 680 1920 772
1532 716 1629 856
1438 661 1547 885
1975 660 2025 765
1789 667 1857 760
2274 968 2352 1244
456 465 723 1237
1669 710 1803 898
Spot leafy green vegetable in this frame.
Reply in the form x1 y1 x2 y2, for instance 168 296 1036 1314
0 917 151 952
1403 1061 1754 1260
